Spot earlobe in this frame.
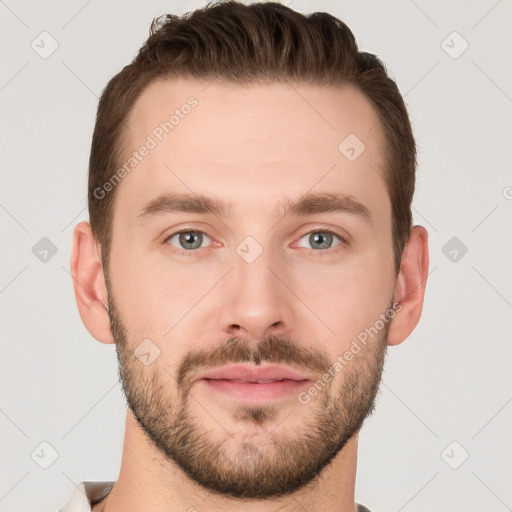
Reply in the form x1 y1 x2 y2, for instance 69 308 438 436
387 225 429 346
70 221 114 344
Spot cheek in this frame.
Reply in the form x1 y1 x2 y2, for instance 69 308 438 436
109 242 222 345
290 252 395 346
108 244 170 339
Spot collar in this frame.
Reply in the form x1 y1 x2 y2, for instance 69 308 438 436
60 481 115 512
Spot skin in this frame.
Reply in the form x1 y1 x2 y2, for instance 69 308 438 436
71 78 429 512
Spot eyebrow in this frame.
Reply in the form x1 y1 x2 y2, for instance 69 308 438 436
137 191 373 224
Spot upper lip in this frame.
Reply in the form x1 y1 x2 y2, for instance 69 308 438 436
194 364 314 383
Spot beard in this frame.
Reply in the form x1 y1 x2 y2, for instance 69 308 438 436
107 286 389 500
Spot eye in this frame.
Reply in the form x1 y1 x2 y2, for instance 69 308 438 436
295 229 344 251
165 230 212 251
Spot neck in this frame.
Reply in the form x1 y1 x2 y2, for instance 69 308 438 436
100 410 359 512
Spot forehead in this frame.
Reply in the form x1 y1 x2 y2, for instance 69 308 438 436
117 77 388 218
127 77 383 155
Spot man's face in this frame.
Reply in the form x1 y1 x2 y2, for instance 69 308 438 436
105 78 397 498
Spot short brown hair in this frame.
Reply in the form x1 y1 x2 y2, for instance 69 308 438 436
89 0 416 273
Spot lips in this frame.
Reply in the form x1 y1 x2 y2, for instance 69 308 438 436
193 364 313 402
194 364 313 384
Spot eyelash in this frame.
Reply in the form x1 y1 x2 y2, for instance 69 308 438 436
163 227 347 257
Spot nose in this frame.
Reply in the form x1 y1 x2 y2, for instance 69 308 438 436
217 242 296 341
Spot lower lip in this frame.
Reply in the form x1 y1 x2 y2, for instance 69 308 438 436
200 378 310 401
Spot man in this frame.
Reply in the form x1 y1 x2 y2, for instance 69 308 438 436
63 1 429 510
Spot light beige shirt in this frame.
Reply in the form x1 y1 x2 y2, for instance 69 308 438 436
59 482 115 512
59 481 373 511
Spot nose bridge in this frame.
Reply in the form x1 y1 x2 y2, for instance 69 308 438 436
219 234 294 339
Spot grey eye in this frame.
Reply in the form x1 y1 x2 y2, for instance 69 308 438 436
297 231 342 250
167 231 211 250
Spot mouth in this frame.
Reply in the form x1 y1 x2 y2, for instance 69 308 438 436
193 364 313 402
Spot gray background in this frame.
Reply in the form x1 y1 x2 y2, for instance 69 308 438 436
1 0 511 511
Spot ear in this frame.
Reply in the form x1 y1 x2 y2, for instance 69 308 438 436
387 225 429 346
70 221 114 344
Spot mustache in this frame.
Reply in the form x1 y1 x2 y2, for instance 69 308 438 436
176 334 332 391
